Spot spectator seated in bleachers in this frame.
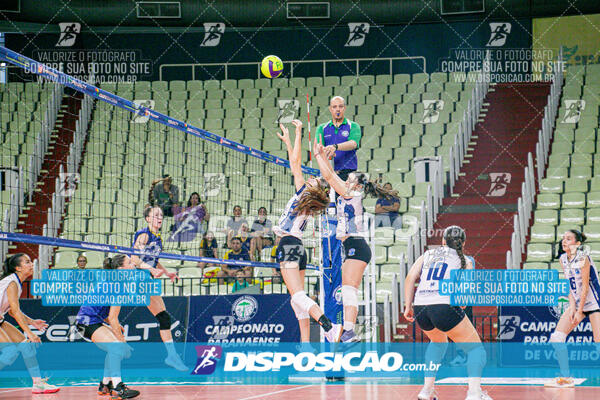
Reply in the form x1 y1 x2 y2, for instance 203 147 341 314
238 222 252 255
232 269 250 293
216 237 252 283
198 231 219 277
76 255 87 269
150 174 180 217
225 205 248 248
172 192 209 239
250 207 273 261
374 182 402 229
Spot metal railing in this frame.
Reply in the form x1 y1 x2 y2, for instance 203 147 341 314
159 56 427 81
39 79 94 271
506 53 564 269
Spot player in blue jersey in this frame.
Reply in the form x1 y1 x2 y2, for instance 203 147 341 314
546 229 600 388
0 253 59 395
314 139 398 343
131 205 186 371
76 255 140 399
276 120 339 342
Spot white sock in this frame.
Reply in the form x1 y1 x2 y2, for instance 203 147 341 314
423 377 435 391
468 377 481 393
112 377 121 386
164 340 176 358
102 377 111 385
343 321 355 331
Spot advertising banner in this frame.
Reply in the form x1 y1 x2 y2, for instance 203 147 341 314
4 296 188 342
1 343 599 387
533 14 600 66
499 302 594 367
187 294 299 343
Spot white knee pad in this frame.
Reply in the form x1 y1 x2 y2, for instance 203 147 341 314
342 285 358 309
291 291 316 315
549 331 567 343
290 296 310 320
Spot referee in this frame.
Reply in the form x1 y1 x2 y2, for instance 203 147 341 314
315 96 361 181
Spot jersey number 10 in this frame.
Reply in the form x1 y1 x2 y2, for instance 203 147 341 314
426 262 448 281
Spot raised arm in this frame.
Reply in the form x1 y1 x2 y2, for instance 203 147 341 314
313 138 347 196
278 120 305 191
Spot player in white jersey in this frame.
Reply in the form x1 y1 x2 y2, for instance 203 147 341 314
276 120 339 343
313 139 399 343
404 226 492 400
0 253 59 394
545 229 600 388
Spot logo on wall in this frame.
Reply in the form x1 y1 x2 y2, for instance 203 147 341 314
58 172 80 197
232 296 258 322
345 23 370 47
549 296 570 320
132 100 155 123
56 22 81 47
486 23 511 47
277 100 300 124
420 100 444 124
203 173 225 197
201 23 225 47
498 315 520 340
561 100 586 123
486 173 511 197
192 345 222 375
334 285 343 305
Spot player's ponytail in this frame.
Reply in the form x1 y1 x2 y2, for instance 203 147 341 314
103 254 127 270
365 179 399 200
295 179 330 216
444 225 467 269
351 172 399 200
2 253 25 278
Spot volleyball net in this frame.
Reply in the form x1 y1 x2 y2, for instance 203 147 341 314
0 45 318 270
0 47 380 341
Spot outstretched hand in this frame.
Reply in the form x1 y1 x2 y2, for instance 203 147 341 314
277 123 291 144
313 138 324 157
291 119 303 134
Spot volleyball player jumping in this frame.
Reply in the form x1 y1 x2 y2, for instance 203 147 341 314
545 229 600 388
313 139 398 343
131 206 187 371
275 119 339 342
76 255 140 399
404 226 492 400
0 253 60 394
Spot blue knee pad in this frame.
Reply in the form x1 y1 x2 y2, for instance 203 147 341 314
0 345 19 367
466 345 486 377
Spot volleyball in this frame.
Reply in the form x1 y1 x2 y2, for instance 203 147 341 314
260 55 283 78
